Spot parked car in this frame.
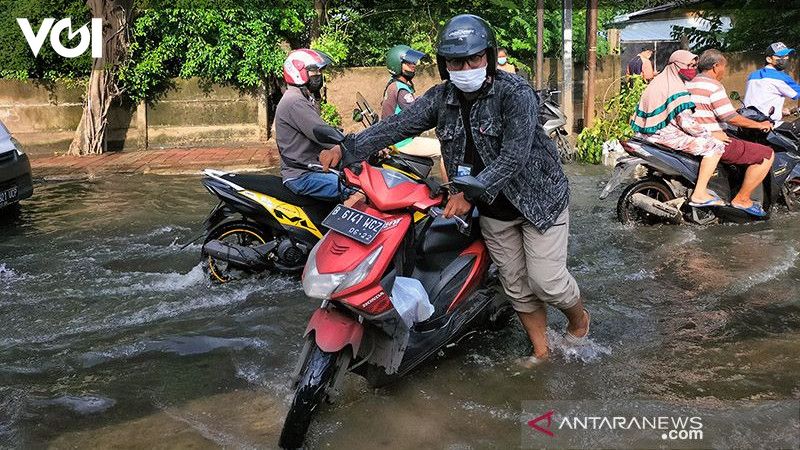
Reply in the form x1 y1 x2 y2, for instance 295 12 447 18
0 120 33 211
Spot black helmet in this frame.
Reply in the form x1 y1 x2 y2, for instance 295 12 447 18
436 14 497 80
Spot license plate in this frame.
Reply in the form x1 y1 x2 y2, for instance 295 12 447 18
0 185 18 207
322 204 386 244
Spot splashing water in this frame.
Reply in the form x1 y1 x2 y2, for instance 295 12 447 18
546 328 612 363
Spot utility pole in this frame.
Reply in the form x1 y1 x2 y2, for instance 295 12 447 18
584 0 598 128
562 0 574 135
536 0 544 89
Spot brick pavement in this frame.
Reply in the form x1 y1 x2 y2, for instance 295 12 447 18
29 144 279 178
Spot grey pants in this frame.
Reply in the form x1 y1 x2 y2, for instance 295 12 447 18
479 208 580 313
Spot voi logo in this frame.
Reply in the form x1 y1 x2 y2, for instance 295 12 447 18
17 18 103 59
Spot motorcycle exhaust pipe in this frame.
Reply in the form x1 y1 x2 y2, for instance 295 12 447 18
630 193 682 223
202 239 276 268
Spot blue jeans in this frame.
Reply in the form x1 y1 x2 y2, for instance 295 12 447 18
284 172 348 202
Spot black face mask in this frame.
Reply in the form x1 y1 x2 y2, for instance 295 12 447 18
307 75 324 93
401 69 415 81
773 58 788 71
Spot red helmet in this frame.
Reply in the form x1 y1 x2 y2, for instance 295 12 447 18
283 49 333 86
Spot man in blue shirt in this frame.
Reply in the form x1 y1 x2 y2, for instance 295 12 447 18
744 42 800 122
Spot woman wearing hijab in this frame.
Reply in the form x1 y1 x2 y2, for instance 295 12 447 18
631 50 726 207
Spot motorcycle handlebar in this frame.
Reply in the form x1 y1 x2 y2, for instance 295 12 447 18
429 206 469 228
307 163 342 176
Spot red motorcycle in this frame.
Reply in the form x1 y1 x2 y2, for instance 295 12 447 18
279 126 512 449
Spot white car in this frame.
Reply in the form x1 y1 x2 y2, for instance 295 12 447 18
0 120 33 211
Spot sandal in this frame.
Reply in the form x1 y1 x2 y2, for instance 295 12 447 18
688 195 726 208
731 202 767 217
565 309 590 345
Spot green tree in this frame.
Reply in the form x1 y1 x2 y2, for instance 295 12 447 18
121 0 313 103
0 0 92 80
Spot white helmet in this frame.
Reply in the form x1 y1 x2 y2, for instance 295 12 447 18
283 49 333 86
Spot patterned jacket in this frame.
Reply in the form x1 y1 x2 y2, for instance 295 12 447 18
342 70 569 232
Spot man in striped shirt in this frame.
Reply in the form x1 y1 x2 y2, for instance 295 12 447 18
686 49 775 215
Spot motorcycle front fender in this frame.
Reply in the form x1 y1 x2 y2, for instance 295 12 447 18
600 157 645 200
305 307 364 356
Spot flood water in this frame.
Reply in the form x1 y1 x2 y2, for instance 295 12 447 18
1 165 798 448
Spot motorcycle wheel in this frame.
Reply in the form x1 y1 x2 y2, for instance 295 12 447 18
554 132 574 163
617 179 676 225
279 344 340 449
202 222 270 283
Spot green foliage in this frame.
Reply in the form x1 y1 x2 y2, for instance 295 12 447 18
120 1 312 102
320 100 342 127
319 0 624 69
576 75 647 164
0 0 92 80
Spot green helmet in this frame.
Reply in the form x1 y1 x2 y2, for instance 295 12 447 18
386 45 426 76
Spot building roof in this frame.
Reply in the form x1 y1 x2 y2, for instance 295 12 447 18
606 0 731 43
606 0 704 28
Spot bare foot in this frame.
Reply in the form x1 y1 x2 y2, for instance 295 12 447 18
566 309 590 339
730 199 754 209
690 192 716 203
515 353 549 369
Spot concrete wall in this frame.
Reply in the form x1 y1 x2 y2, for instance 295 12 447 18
0 78 267 156
1 52 796 155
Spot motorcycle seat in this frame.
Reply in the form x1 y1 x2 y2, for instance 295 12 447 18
629 137 703 159
421 212 482 258
221 173 326 207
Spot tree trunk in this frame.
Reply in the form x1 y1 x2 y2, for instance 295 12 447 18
584 0 598 128
562 0 574 135
310 0 327 42
536 0 544 89
68 0 131 156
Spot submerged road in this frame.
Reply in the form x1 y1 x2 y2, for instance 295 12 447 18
1 165 798 448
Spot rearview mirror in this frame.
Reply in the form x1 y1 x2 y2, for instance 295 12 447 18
452 175 486 200
312 125 346 146
769 106 776 117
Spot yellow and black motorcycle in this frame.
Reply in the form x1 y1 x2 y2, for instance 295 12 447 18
200 153 434 283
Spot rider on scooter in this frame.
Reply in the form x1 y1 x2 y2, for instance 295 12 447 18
320 14 590 367
686 49 775 217
381 44 448 180
744 42 800 123
276 49 355 203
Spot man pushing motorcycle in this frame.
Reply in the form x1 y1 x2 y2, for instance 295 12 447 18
319 14 590 366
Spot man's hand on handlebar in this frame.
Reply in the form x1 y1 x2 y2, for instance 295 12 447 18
443 192 472 218
319 145 342 171
759 121 773 133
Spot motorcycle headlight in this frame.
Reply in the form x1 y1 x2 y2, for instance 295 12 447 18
303 240 383 299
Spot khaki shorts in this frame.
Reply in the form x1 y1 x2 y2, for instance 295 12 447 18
479 208 580 313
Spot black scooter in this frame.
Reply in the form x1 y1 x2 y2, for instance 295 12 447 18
200 154 436 283
601 108 800 225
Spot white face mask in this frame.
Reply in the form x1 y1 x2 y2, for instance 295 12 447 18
448 66 487 93
497 57 507 65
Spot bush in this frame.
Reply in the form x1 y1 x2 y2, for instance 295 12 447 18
320 101 342 127
576 75 647 164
